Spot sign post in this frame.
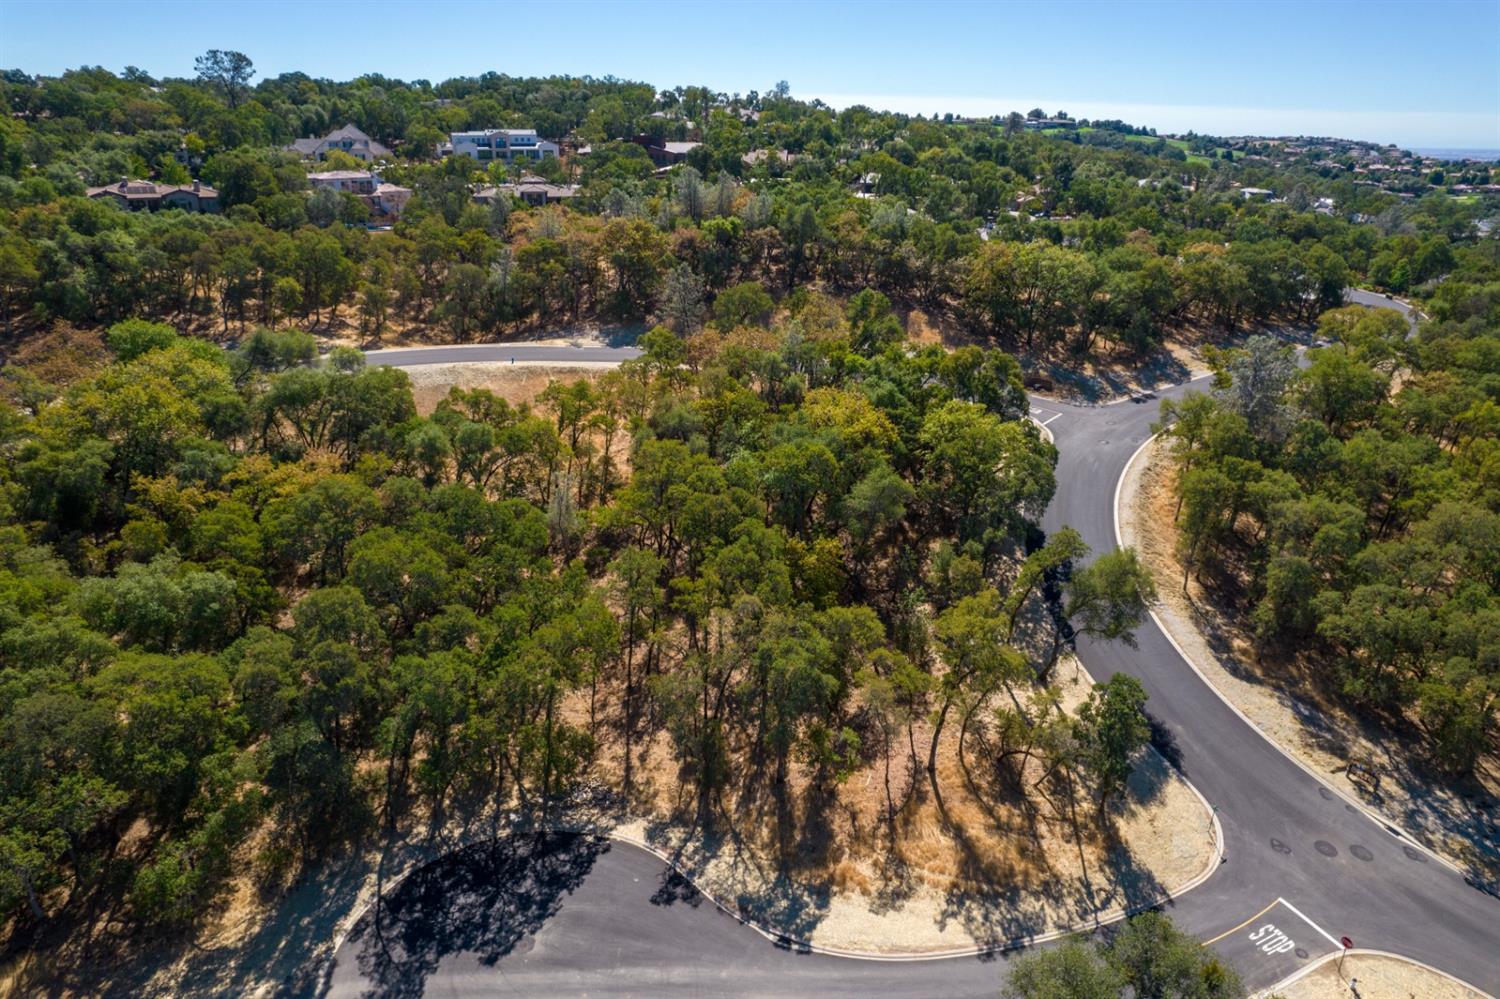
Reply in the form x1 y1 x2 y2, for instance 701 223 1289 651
1338 936 1354 975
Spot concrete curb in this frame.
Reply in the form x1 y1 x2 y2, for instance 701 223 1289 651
1255 947 1495 999
1027 413 1056 445
323 787 1224 984
1112 433 1470 881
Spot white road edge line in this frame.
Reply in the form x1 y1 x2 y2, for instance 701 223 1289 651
1255 948 1496 999
1274 896 1342 951
1112 434 1468 879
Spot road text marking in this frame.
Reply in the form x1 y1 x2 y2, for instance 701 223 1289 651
1248 922 1297 955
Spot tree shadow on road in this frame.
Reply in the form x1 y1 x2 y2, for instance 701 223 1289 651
333 831 608 999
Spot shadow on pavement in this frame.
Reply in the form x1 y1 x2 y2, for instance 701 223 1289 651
335 831 608 998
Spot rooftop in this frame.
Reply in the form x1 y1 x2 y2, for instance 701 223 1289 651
87 178 217 199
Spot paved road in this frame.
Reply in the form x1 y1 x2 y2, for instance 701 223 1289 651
334 296 1497 997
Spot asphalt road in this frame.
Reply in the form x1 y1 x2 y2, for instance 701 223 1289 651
332 294 1498 998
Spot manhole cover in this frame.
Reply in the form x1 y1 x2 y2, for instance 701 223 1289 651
1350 845 1374 862
1314 840 1338 857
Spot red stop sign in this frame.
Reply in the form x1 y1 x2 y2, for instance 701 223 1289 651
1340 936 1354 949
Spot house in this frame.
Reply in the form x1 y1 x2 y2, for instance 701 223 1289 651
307 170 412 220
474 175 579 207
853 172 880 197
307 170 378 195
1024 117 1077 131
1239 187 1274 200
741 149 797 168
87 178 219 213
629 136 701 166
447 129 560 163
287 123 391 162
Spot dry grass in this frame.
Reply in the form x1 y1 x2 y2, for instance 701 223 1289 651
1122 439 1500 879
1280 952 1486 999
399 360 614 414
569 646 1215 953
0 322 112 394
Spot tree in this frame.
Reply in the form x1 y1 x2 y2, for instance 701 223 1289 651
1001 914 1243 999
1003 939 1125 999
858 648 928 822
106 318 179 362
1297 347 1388 437
672 166 705 221
1107 911 1244 999
193 50 255 109
845 287 904 356
918 399 1055 542
1214 335 1298 444
1074 673 1151 809
607 547 665 796
306 187 343 228
713 279 774 328
930 589 1028 785
1060 547 1158 666
601 217 668 318
0 233 39 333
659 263 706 333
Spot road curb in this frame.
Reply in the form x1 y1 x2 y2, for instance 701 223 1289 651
1255 947 1495 999
1027 413 1055 445
323 785 1225 984
1113 433 1470 881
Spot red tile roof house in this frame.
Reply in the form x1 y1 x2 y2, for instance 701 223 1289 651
86 179 220 212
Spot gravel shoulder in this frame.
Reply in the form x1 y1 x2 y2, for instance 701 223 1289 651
1118 437 1499 881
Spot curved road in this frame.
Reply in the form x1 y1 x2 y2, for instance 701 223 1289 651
331 296 1497 997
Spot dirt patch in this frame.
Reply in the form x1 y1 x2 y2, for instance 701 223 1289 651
1119 438 1500 880
1278 951 1486 999
0 323 112 394
399 360 616 414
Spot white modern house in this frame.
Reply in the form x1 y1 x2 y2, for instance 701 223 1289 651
446 129 559 163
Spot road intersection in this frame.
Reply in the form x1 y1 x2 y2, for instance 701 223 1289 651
330 295 1497 997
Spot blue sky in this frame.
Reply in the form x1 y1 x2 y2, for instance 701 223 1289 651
2 0 1497 148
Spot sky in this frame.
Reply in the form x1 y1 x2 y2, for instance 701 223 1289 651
2 0 1498 149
